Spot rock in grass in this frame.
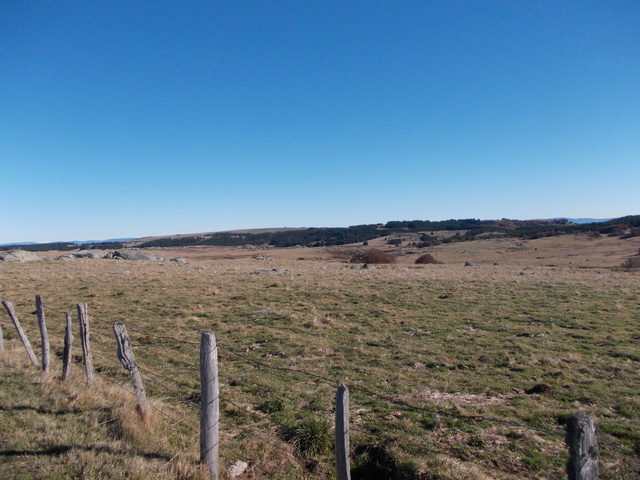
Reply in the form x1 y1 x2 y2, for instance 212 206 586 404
228 460 248 478
0 249 43 262
56 250 103 261
252 269 280 275
106 249 164 262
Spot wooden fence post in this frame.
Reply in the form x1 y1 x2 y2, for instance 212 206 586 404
566 412 599 480
2 300 38 366
77 303 95 387
200 332 219 479
61 312 73 381
113 322 151 419
0 321 3 353
335 383 351 480
35 295 50 372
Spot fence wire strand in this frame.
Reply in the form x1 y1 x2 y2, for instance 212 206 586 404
4 296 639 479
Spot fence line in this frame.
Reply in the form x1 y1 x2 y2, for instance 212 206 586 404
77 317 640 456
2 296 639 480
76 324 628 454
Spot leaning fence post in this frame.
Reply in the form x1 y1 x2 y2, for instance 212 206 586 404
335 383 351 480
113 322 151 419
35 295 50 372
566 412 599 480
200 332 219 479
77 303 95 387
61 312 74 381
2 300 38 366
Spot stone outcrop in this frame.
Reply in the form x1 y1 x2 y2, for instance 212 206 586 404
106 249 165 262
0 249 43 262
55 250 104 261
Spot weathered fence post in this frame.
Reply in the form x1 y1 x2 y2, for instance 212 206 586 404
61 312 73 381
2 300 38 366
335 383 351 480
77 303 95 387
566 412 599 480
200 332 219 479
113 322 151 419
0 321 4 353
35 295 50 372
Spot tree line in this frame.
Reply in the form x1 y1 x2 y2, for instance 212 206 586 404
2 216 638 251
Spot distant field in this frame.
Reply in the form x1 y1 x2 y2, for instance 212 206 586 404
1 234 639 479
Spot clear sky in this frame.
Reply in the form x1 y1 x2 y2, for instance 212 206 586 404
1 1 639 244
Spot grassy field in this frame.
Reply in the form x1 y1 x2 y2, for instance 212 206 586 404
1 233 639 479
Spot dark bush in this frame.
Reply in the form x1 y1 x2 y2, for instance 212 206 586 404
600 224 627 237
351 248 396 264
415 254 440 264
621 256 640 270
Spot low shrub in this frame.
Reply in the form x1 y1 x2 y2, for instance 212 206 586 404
621 256 640 270
415 253 440 264
351 248 396 264
286 415 332 455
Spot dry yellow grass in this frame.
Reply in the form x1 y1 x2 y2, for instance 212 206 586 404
1 233 639 479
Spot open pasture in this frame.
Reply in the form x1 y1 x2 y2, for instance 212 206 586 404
1 235 639 479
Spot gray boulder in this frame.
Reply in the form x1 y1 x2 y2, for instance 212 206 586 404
252 269 280 275
0 249 43 262
73 250 103 259
106 249 165 262
56 250 104 261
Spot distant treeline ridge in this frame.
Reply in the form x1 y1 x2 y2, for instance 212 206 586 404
3 216 639 251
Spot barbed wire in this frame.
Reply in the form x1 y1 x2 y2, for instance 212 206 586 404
98 373 198 434
4 298 640 464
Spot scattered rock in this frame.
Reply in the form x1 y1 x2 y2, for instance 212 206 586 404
228 460 248 478
106 249 164 262
260 308 287 314
112 269 131 275
170 257 187 264
361 264 377 270
73 250 103 259
56 250 103 261
252 255 272 261
0 249 43 262
464 261 476 267
252 269 280 275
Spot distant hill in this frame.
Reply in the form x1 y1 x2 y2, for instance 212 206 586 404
3 216 638 252
563 218 612 225
130 216 640 249
72 238 135 245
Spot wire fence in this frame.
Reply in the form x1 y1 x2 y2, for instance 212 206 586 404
2 297 639 479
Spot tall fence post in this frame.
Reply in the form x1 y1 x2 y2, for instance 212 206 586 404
2 300 38 366
335 383 351 480
113 322 151 419
77 303 95 387
200 332 219 479
61 312 73 381
566 412 599 480
35 295 50 372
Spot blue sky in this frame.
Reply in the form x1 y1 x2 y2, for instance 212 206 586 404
1 1 638 244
